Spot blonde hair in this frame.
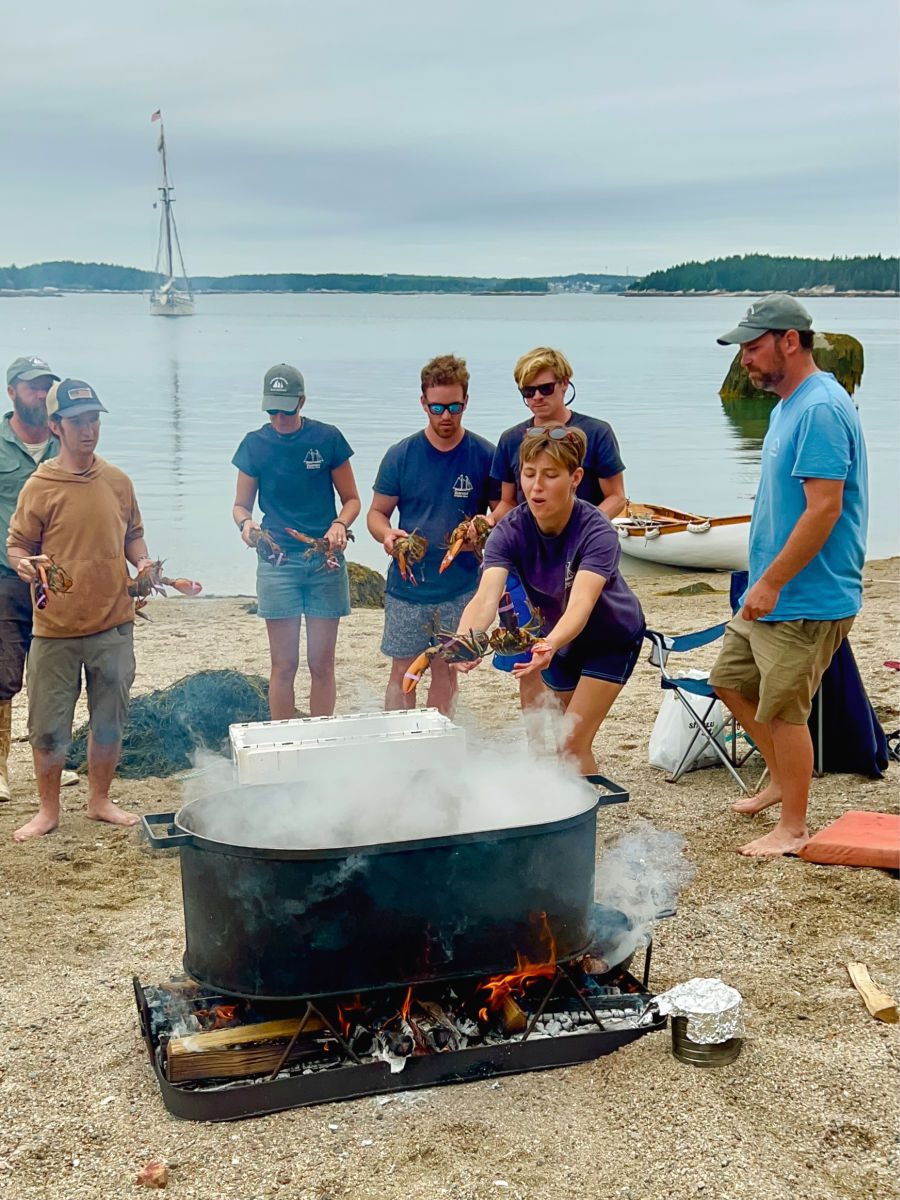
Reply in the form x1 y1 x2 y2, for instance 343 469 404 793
518 422 586 474
513 346 574 389
421 354 469 396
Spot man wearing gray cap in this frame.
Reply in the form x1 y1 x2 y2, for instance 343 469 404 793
709 295 869 858
0 357 79 803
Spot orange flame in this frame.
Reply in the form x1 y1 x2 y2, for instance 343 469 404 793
400 985 413 1022
476 912 557 1023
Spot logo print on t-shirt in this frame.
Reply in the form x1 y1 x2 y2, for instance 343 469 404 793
453 473 474 499
564 561 575 591
304 449 324 470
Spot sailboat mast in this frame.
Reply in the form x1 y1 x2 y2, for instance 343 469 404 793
157 118 174 280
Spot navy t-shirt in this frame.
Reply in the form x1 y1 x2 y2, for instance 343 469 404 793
374 429 496 603
491 411 625 506
232 418 353 543
482 499 644 647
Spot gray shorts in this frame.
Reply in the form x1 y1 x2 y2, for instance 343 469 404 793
27 624 136 753
381 590 476 660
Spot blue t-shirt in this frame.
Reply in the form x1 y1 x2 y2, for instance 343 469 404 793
491 411 625 506
482 499 644 647
749 372 868 621
232 418 353 545
374 429 496 603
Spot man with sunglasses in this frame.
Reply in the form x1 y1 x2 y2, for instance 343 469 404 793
367 355 497 714
486 347 626 706
489 346 626 523
708 295 868 858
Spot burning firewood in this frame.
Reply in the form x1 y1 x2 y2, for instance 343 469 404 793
135 1160 169 1189
166 1015 329 1083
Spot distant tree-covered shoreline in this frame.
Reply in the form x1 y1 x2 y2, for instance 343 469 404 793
629 253 899 293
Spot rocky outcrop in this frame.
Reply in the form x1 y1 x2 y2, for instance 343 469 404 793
720 332 864 403
348 561 386 608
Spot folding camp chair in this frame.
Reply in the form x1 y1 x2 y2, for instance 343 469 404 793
645 623 757 794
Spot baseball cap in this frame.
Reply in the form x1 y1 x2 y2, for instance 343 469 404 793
262 363 305 412
46 379 108 419
717 294 814 345
6 356 60 386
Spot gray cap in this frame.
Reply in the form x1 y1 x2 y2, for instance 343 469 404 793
717 294 814 345
263 363 305 412
6 356 60 386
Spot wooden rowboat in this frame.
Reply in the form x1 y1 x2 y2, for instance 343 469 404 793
612 503 750 571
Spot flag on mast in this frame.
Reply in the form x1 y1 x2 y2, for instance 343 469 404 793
151 110 161 122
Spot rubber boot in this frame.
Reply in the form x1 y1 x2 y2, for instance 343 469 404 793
0 700 11 802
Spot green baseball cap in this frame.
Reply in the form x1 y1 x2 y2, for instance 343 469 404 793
6 355 60 386
262 363 305 412
717 294 814 345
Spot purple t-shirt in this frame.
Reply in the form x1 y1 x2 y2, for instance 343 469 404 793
482 499 644 646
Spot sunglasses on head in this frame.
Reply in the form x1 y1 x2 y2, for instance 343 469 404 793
519 381 558 400
524 425 576 442
426 402 465 415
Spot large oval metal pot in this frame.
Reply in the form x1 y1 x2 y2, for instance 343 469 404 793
144 778 627 1001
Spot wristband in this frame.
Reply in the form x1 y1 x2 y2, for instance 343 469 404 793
331 519 349 529
238 517 252 532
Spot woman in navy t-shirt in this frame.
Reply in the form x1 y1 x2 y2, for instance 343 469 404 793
456 424 644 774
232 363 361 720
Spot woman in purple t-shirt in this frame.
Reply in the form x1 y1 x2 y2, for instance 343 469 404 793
456 425 644 774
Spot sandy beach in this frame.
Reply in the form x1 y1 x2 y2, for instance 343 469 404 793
0 560 897 1200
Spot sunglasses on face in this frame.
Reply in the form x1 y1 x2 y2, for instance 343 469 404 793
519 381 558 400
426 402 465 415
524 425 576 442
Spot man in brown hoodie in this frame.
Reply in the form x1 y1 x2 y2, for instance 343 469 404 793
7 379 154 842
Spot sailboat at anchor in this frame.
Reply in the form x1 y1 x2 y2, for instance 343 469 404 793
149 110 194 317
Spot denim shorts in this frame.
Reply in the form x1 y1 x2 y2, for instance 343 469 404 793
541 625 646 693
381 589 476 660
256 555 351 621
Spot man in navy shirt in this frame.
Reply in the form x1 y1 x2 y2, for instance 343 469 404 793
709 295 868 858
488 346 628 710
367 355 496 714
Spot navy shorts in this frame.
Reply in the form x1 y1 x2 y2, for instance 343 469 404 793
256 555 351 621
541 625 646 693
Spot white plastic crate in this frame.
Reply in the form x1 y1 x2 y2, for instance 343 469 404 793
229 708 466 787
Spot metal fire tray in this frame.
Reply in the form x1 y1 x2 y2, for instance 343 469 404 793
133 964 664 1123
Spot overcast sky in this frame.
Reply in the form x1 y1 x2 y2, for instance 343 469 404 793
2 0 898 277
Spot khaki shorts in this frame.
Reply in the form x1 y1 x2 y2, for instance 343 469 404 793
27 624 136 753
708 614 853 725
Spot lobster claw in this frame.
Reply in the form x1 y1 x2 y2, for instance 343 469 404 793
439 536 465 574
402 650 432 694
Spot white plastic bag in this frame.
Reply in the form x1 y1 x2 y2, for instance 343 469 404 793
648 670 727 773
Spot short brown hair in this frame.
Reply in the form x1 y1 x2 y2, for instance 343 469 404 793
421 354 469 396
518 422 587 475
513 347 574 389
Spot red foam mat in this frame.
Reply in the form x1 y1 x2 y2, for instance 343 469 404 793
799 810 900 870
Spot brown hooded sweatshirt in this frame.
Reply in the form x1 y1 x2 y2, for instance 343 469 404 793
7 456 144 638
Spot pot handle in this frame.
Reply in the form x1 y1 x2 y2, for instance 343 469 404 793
583 775 629 806
142 812 191 849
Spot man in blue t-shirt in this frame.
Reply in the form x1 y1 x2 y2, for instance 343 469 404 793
367 355 497 714
708 295 869 859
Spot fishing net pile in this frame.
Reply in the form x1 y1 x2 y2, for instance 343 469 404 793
66 669 269 778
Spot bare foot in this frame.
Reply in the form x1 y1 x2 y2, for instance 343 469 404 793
13 813 59 842
737 826 808 858
732 782 782 815
86 800 139 828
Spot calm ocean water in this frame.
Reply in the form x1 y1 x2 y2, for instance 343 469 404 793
6 292 898 594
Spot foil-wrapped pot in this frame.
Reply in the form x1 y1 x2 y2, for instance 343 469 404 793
655 977 744 1043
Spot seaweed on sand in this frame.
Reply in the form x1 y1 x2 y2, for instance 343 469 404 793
65 669 270 778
